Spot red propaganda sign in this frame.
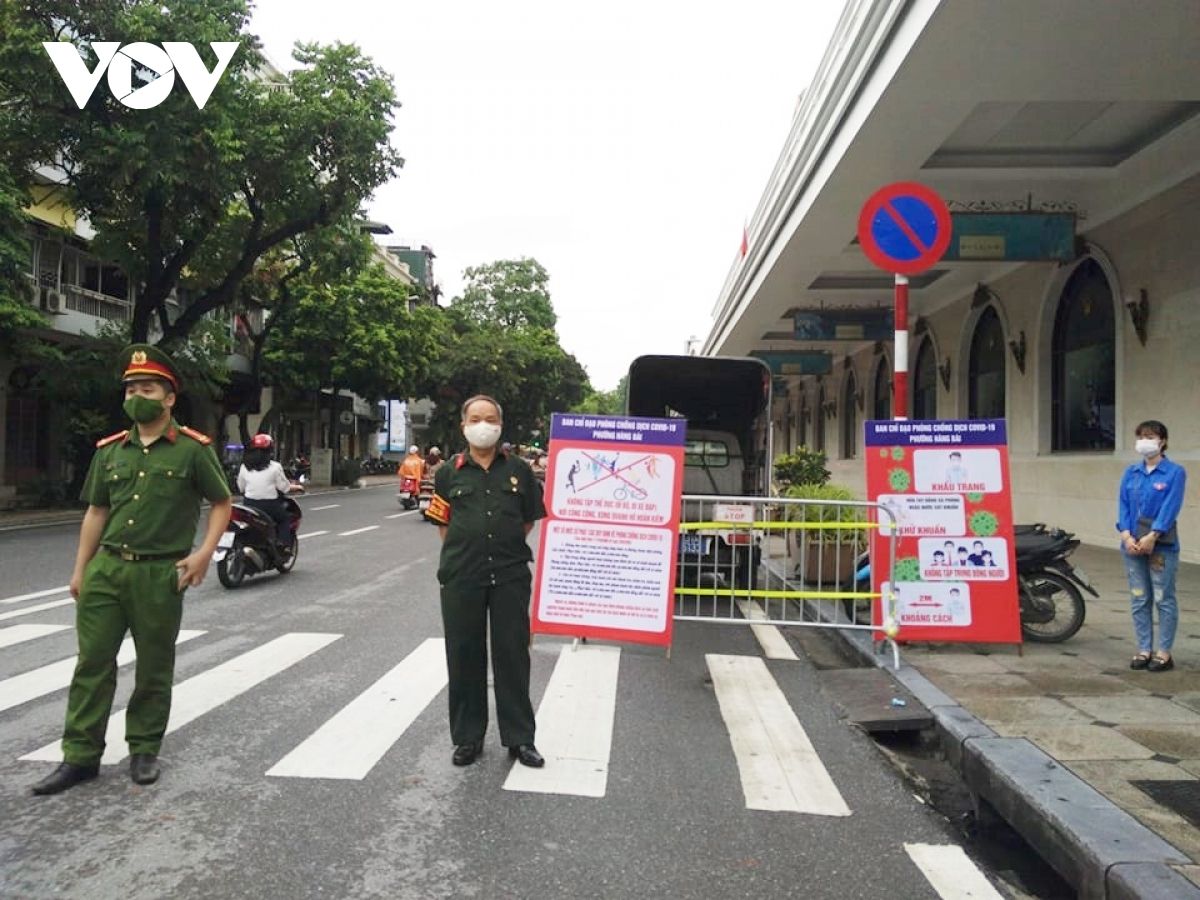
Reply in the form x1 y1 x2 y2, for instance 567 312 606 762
857 182 952 275
531 413 686 647
865 419 1021 644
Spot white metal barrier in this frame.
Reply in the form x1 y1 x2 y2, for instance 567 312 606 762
674 494 901 667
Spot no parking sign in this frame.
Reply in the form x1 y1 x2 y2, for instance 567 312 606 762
857 182 952 275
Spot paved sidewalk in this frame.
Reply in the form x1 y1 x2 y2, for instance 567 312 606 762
0 475 399 531
842 544 1200 896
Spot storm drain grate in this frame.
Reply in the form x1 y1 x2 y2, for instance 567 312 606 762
1131 780 1200 829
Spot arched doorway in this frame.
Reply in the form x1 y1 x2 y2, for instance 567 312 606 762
1052 259 1116 450
969 306 1006 419
873 356 891 420
842 370 858 458
912 339 937 420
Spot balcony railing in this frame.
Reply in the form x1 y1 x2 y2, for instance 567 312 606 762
63 284 132 321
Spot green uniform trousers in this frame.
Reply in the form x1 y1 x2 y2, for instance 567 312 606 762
62 551 185 765
440 575 536 747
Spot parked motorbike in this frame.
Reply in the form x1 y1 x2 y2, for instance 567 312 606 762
215 492 303 588
844 523 1096 643
397 475 420 510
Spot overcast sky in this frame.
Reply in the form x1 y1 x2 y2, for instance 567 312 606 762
249 0 846 390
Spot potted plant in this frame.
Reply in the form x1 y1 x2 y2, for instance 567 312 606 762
783 482 866 585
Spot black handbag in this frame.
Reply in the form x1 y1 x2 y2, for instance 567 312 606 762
1136 515 1177 546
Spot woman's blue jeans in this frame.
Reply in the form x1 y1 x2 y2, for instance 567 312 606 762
1123 546 1180 653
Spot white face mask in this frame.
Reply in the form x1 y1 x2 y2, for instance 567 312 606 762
1135 437 1161 458
463 421 502 449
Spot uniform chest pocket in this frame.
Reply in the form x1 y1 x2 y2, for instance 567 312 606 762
499 481 526 518
104 461 134 484
145 463 192 499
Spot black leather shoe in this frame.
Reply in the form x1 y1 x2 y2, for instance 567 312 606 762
452 741 483 767
508 744 545 768
1130 653 1152 670
31 762 99 795
130 753 160 785
1148 654 1175 673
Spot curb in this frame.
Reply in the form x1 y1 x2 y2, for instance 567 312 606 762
766 559 1199 900
0 482 396 533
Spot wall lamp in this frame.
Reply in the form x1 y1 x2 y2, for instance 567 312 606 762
938 358 951 391
1008 330 1027 374
1126 289 1149 346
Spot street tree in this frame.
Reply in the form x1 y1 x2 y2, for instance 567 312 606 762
420 258 590 448
264 263 445 449
0 0 402 348
0 167 47 356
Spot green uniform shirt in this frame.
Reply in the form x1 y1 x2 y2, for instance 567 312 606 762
434 450 546 587
79 420 231 557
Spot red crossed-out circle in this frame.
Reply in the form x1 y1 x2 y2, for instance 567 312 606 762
857 182 951 275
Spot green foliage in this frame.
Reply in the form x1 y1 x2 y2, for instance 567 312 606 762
782 482 866 545
773 447 830 489
420 258 590 448
0 167 46 354
265 262 445 447
576 374 628 416
0 1 402 347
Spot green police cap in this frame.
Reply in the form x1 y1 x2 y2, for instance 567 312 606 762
120 343 181 391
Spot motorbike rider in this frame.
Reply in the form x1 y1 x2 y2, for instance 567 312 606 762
399 445 426 486
425 446 444 476
236 434 303 552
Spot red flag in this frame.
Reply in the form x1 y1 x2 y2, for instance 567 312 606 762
739 222 748 258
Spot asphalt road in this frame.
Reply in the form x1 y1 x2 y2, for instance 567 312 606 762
0 485 1005 899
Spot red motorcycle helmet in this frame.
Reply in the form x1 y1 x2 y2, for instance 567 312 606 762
249 433 274 450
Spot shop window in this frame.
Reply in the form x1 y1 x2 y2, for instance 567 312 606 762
968 306 1006 419
842 371 858 458
873 356 891 420
1052 259 1115 450
912 339 937 420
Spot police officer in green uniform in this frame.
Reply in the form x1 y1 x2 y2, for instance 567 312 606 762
32 344 233 795
426 394 546 768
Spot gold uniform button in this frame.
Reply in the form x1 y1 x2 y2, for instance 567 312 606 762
127 519 135 525
143 448 149 455
167 470 173 476
139 471 145 477
133 494 140 501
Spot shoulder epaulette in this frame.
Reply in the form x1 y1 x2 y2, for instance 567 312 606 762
95 430 128 449
179 425 213 445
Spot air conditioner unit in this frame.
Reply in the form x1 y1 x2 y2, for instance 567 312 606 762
44 289 63 313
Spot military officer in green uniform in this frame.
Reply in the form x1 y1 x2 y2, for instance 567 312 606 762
32 344 233 795
426 394 546 768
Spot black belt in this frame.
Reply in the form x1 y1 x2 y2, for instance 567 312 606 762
103 547 185 563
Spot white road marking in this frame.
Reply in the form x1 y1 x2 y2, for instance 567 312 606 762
309 504 340 511
297 531 328 540
735 599 799 660
504 644 621 798
267 638 447 780
706 653 850 816
1 586 70 605
21 632 341 765
0 598 74 622
904 844 1003 899
0 631 205 714
0 624 71 649
338 526 380 537
385 511 420 519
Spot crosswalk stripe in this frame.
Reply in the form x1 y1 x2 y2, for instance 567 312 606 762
904 843 1003 899
385 511 419 520
504 644 621 798
735 599 799 660
267 638 447 780
20 632 341 765
1 586 70 605
297 531 328 540
0 598 73 622
706 654 850 816
0 624 72 649
309 504 340 511
0 631 206 714
338 526 379 537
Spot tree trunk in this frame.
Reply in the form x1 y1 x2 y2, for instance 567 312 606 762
238 410 251 446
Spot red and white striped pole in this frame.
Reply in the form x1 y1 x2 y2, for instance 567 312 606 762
892 273 908 420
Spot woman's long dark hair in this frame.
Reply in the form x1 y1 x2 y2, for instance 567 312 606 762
242 447 271 471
